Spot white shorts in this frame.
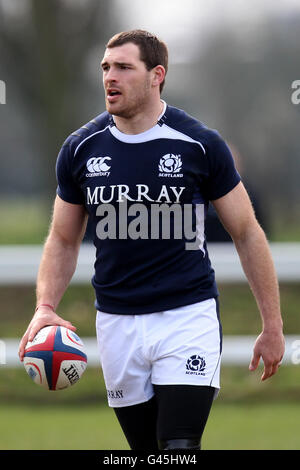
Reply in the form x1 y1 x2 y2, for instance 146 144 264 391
96 298 222 408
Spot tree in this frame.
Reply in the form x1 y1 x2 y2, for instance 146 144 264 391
0 0 116 195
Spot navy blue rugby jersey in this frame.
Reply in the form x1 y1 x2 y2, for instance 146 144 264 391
56 101 241 314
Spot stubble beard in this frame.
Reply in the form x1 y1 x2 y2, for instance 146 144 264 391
107 78 152 120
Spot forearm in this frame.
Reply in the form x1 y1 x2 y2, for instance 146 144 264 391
19 198 87 360
234 224 283 332
212 183 284 379
36 232 80 309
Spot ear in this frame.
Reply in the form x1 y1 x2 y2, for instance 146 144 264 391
151 65 166 89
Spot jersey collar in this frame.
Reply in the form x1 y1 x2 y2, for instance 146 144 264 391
108 100 167 142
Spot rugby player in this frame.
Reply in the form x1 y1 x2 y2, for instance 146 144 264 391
19 30 284 450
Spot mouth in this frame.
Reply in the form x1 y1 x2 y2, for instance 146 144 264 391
107 89 122 103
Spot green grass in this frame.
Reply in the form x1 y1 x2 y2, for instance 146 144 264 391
1 366 300 450
0 199 50 245
0 368 128 450
204 402 300 450
0 402 299 450
271 216 300 242
0 404 128 450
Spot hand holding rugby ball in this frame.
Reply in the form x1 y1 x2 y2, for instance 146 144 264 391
23 325 87 390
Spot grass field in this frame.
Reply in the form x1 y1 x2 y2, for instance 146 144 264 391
0 199 50 245
1 366 300 450
0 402 299 450
205 402 300 450
0 404 128 450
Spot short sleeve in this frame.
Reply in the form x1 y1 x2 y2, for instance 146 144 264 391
55 142 85 204
205 131 241 201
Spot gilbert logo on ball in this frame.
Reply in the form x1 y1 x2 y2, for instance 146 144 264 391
24 326 87 390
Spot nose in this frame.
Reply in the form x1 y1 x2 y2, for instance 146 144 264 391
103 66 118 86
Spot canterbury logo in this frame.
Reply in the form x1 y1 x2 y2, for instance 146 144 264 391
87 157 111 173
86 157 111 177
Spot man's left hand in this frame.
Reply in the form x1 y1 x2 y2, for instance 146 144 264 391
249 330 285 381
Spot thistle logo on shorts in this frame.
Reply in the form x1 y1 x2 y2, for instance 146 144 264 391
185 355 206 376
158 154 183 178
86 156 111 177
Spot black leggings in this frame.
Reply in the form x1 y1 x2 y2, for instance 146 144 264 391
113 384 215 450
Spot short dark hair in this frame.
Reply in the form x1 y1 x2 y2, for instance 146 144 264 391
106 29 168 93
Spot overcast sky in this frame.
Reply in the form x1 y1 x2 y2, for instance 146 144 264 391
114 0 300 62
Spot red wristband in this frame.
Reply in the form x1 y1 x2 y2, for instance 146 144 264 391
35 304 54 312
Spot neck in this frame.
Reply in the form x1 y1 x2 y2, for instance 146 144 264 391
113 99 164 135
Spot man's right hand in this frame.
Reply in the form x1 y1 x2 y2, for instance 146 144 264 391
18 306 77 362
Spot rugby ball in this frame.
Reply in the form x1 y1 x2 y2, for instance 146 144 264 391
24 325 87 390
